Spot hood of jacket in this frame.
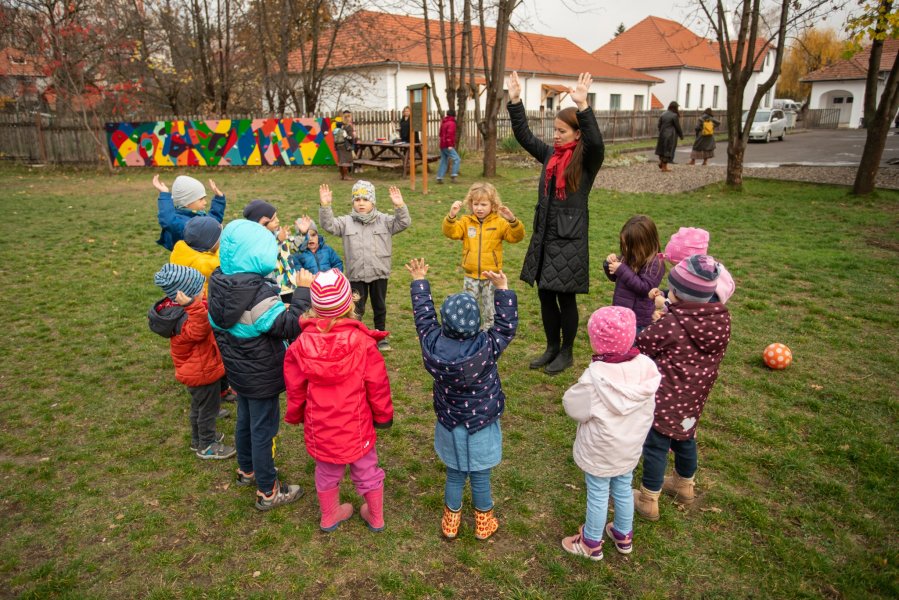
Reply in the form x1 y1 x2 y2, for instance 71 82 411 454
422 330 494 388
148 298 186 339
300 231 330 252
584 357 661 416
292 318 385 381
219 219 277 276
670 301 730 354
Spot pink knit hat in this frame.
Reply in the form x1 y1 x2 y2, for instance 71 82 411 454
587 307 636 355
665 227 710 264
310 269 353 318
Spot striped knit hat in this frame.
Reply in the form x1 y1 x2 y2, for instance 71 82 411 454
310 269 353 318
668 254 719 303
154 263 205 301
440 292 480 339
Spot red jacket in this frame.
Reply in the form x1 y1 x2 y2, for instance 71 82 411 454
439 115 456 149
283 318 393 463
150 298 226 387
635 301 730 441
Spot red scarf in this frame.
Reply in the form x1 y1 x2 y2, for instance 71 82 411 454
544 141 578 200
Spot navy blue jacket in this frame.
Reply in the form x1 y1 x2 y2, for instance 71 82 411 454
288 233 344 274
156 191 226 251
411 280 518 434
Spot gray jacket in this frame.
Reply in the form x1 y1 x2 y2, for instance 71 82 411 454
319 205 411 282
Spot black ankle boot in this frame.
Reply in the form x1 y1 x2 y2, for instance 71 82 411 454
529 345 560 369
544 347 573 375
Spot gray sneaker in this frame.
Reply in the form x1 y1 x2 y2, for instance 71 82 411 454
190 431 225 452
196 441 237 460
377 339 392 352
255 480 303 512
217 408 230 419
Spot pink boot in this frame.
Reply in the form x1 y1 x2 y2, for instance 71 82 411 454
317 487 353 532
360 486 385 532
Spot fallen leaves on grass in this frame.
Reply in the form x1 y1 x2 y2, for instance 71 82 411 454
700 507 723 514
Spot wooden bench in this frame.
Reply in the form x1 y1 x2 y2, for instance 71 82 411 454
353 158 403 170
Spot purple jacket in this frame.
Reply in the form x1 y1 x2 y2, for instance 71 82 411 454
635 301 730 440
603 255 665 327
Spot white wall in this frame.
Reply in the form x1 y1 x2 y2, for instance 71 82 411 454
808 80 870 128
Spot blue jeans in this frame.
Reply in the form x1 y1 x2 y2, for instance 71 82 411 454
437 147 460 179
445 467 492 511
584 471 634 542
641 428 697 492
235 394 280 494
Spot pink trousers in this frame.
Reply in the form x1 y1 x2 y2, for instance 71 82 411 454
314 448 384 495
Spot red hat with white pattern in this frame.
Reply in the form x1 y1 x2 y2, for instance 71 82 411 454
310 269 353 318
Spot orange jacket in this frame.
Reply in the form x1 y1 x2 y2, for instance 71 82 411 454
149 298 226 388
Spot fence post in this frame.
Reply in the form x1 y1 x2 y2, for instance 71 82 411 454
35 113 48 164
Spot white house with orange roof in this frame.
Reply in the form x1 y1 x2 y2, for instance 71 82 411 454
593 16 778 112
802 38 899 128
284 10 661 114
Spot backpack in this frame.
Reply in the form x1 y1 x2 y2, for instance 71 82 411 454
701 119 715 136
333 127 347 144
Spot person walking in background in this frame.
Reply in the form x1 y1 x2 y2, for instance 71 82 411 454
655 102 683 172
689 108 720 166
437 110 461 184
506 70 605 375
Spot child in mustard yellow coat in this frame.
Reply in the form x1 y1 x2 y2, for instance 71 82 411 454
442 183 525 328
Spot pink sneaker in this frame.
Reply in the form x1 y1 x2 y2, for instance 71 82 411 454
605 523 633 554
561 525 603 561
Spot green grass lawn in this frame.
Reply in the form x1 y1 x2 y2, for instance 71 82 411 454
0 159 897 599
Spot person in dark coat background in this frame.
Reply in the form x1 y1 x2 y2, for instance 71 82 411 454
689 108 720 166
655 101 683 172
507 71 604 375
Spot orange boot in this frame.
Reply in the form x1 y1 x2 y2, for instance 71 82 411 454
474 508 499 540
441 505 462 540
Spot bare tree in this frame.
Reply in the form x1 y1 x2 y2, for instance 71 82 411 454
693 0 843 189
849 0 899 195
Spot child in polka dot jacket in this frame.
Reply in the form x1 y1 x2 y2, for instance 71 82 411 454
633 254 731 521
406 258 518 541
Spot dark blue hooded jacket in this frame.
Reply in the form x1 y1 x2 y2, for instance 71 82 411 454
288 232 344 274
411 280 518 434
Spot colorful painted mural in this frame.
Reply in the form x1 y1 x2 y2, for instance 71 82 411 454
105 118 338 167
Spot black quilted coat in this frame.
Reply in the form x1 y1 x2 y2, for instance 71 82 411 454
508 101 604 294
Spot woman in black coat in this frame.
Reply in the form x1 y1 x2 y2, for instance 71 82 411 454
507 71 604 374
655 101 683 172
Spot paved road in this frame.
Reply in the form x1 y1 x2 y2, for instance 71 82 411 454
650 127 899 168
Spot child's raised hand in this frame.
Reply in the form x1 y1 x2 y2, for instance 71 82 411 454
174 290 197 306
208 179 223 196
389 186 404 207
295 215 312 234
405 258 429 280
292 268 314 288
481 270 508 290
449 200 463 218
498 206 516 222
277 226 288 242
319 184 332 207
152 174 169 193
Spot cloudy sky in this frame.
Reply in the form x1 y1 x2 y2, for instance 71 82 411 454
514 0 860 53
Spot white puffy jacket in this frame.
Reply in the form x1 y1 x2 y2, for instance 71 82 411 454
562 355 661 477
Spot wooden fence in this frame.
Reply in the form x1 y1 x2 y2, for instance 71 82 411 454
0 107 845 165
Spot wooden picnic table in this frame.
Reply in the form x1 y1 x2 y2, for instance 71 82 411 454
354 141 440 174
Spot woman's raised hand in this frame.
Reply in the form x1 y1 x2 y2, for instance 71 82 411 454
508 71 522 104
570 72 593 110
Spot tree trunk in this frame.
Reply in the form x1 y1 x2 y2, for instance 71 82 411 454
852 58 899 195
726 140 745 189
482 118 497 175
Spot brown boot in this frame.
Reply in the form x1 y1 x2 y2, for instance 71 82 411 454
633 485 661 521
662 472 696 505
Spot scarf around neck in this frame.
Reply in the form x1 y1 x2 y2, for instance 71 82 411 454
351 209 380 224
592 347 640 364
544 140 578 200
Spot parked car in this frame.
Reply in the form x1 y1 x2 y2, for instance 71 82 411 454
743 109 787 143
773 99 801 112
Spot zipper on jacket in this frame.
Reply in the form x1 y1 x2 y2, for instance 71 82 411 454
477 219 483 279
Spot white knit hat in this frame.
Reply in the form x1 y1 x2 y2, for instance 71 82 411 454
171 176 207 209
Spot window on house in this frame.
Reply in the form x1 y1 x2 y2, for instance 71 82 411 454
833 97 844 104
846 96 853 103
10 56 25 65
546 95 555 111
699 84 705 108
610 94 621 111
685 84 691 108
713 86 719 108
587 93 596 109
634 95 644 110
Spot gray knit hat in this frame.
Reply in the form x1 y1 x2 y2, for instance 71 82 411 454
351 180 376 204
154 264 205 301
171 176 207 209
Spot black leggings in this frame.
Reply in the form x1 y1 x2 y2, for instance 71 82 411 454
538 288 579 350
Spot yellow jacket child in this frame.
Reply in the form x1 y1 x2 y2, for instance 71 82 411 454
442 183 525 328
169 217 222 293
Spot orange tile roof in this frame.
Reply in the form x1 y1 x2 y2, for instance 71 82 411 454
651 93 663 109
593 16 768 72
801 38 899 82
0 47 43 78
288 10 661 84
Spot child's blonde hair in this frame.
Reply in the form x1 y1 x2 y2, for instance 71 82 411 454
465 182 504 214
305 302 357 333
